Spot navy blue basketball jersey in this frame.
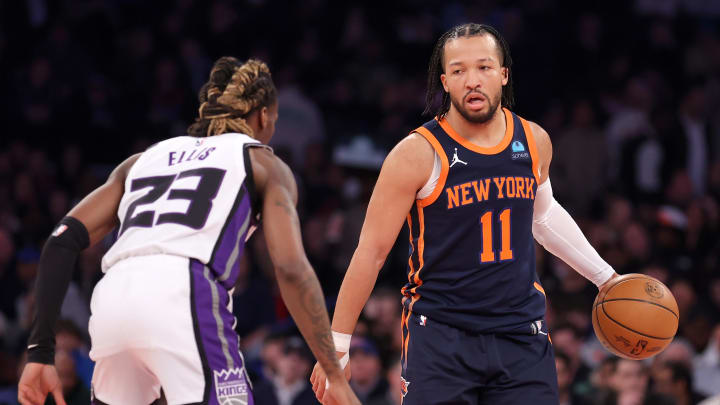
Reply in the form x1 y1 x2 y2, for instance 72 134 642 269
401 108 546 335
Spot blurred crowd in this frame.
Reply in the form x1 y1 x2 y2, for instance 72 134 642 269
1 0 720 404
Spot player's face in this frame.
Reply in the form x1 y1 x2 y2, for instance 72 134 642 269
440 35 508 123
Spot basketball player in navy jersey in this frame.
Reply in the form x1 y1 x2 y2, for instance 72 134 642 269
311 24 619 404
17 57 360 405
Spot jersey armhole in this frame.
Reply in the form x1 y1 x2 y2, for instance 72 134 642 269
243 143 273 222
519 117 541 184
413 127 449 207
417 151 441 200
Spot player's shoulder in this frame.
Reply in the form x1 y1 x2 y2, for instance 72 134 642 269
389 131 435 163
527 121 551 158
248 146 292 185
248 145 285 170
247 146 298 204
108 152 143 185
374 129 436 190
513 114 551 154
514 117 552 168
526 121 550 142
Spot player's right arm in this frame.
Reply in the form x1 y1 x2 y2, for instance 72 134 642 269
310 133 434 399
19 153 140 405
249 147 360 405
529 122 617 289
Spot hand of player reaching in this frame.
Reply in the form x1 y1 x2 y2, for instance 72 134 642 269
322 377 360 405
18 362 66 405
310 351 352 403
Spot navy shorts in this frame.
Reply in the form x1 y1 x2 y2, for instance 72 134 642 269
400 312 558 405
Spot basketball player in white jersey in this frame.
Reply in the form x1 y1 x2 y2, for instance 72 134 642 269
17 57 360 405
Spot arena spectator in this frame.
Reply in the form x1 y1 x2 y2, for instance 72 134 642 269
652 360 706 405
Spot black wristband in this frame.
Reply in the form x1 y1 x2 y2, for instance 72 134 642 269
26 216 89 364
27 345 56 365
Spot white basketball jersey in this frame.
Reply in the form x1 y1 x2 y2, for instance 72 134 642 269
102 133 263 282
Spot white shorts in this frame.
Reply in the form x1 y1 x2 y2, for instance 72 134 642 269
89 254 253 405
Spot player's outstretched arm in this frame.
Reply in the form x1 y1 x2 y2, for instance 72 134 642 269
19 153 140 405
310 133 434 399
250 147 360 405
529 122 617 288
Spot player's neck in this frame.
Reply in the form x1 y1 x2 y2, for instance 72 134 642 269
445 107 506 148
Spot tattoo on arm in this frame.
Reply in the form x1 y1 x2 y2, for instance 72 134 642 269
269 182 337 373
289 270 339 375
274 198 300 225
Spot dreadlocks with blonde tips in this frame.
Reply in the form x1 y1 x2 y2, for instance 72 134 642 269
188 57 277 138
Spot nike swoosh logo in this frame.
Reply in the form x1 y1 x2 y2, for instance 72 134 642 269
538 331 548 336
27 344 39 349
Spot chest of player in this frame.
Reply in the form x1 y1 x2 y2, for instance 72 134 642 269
419 141 537 268
439 142 536 213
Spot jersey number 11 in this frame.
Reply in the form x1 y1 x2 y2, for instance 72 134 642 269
479 208 513 263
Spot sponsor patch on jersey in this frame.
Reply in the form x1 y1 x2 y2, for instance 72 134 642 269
401 376 411 398
511 141 530 160
52 224 68 237
214 368 249 405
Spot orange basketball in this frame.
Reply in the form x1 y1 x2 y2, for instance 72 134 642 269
592 273 679 360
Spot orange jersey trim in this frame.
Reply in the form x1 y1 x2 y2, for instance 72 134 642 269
407 204 425 314
413 127 450 207
520 117 541 184
401 306 411 366
402 206 424 367
534 281 550 344
412 204 425 290
437 107 514 155
406 214 415 283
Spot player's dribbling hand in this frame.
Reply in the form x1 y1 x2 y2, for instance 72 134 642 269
598 272 620 293
18 362 66 405
310 352 351 403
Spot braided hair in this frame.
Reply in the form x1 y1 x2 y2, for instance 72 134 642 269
424 23 514 117
188 57 277 138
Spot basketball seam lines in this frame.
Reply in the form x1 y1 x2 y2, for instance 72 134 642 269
600 303 674 340
596 298 678 319
595 299 627 358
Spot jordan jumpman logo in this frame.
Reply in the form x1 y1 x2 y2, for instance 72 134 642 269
450 148 467 168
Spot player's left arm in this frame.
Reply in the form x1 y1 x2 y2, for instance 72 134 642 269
24 153 140 363
19 153 140 405
529 122 618 289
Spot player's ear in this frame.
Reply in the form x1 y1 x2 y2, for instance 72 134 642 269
259 106 269 130
501 67 509 86
440 72 449 93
